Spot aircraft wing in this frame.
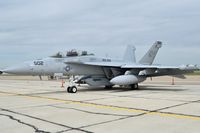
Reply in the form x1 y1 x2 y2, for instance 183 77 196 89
121 64 178 69
65 61 123 67
124 64 199 77
66 61 199 77
138 65 199 77
66 61 179 69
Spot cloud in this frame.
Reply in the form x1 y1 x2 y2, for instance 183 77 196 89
0 0 200 68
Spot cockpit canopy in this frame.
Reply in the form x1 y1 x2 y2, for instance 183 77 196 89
50 49 94 58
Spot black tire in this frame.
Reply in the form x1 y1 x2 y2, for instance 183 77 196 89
71 86 77 93
105 85 113 89
130 84 139 90
67 87 71 93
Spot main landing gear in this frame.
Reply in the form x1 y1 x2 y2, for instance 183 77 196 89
67 86 77 93
130 83 139 89
104 85 113 89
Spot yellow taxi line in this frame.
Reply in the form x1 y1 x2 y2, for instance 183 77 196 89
0 91 200 121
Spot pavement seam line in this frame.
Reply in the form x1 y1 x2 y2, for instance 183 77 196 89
0 113 50 133
0 91 200 121
0 108 92 133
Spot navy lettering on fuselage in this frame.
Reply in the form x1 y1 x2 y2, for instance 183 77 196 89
34 61 44 65
102 59 111 62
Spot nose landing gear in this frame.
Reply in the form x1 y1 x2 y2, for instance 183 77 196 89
66 76 78 93
67 86 77 93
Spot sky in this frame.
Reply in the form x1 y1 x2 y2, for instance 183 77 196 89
0 0 200 68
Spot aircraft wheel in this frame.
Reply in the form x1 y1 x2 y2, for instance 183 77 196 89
67 86 77 93
67 86 71 93
71 86 77 93
131 84 139 90
105 85 113 89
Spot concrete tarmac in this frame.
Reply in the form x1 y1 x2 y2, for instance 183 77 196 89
0 76 200 133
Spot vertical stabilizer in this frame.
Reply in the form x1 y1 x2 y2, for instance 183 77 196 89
123 45 136 63
139 41 162 65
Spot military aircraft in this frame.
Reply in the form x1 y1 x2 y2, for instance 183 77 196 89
1 41 199 93
64 41 199 93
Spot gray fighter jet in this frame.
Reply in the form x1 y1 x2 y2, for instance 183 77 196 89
0 41 199 93
64 41 199 93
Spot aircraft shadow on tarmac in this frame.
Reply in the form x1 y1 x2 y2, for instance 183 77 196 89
137 85 187 92
26 85 187 95
78 85 187 93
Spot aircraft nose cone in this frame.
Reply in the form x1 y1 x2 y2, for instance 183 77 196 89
3 67 20 74
3 65 27 74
